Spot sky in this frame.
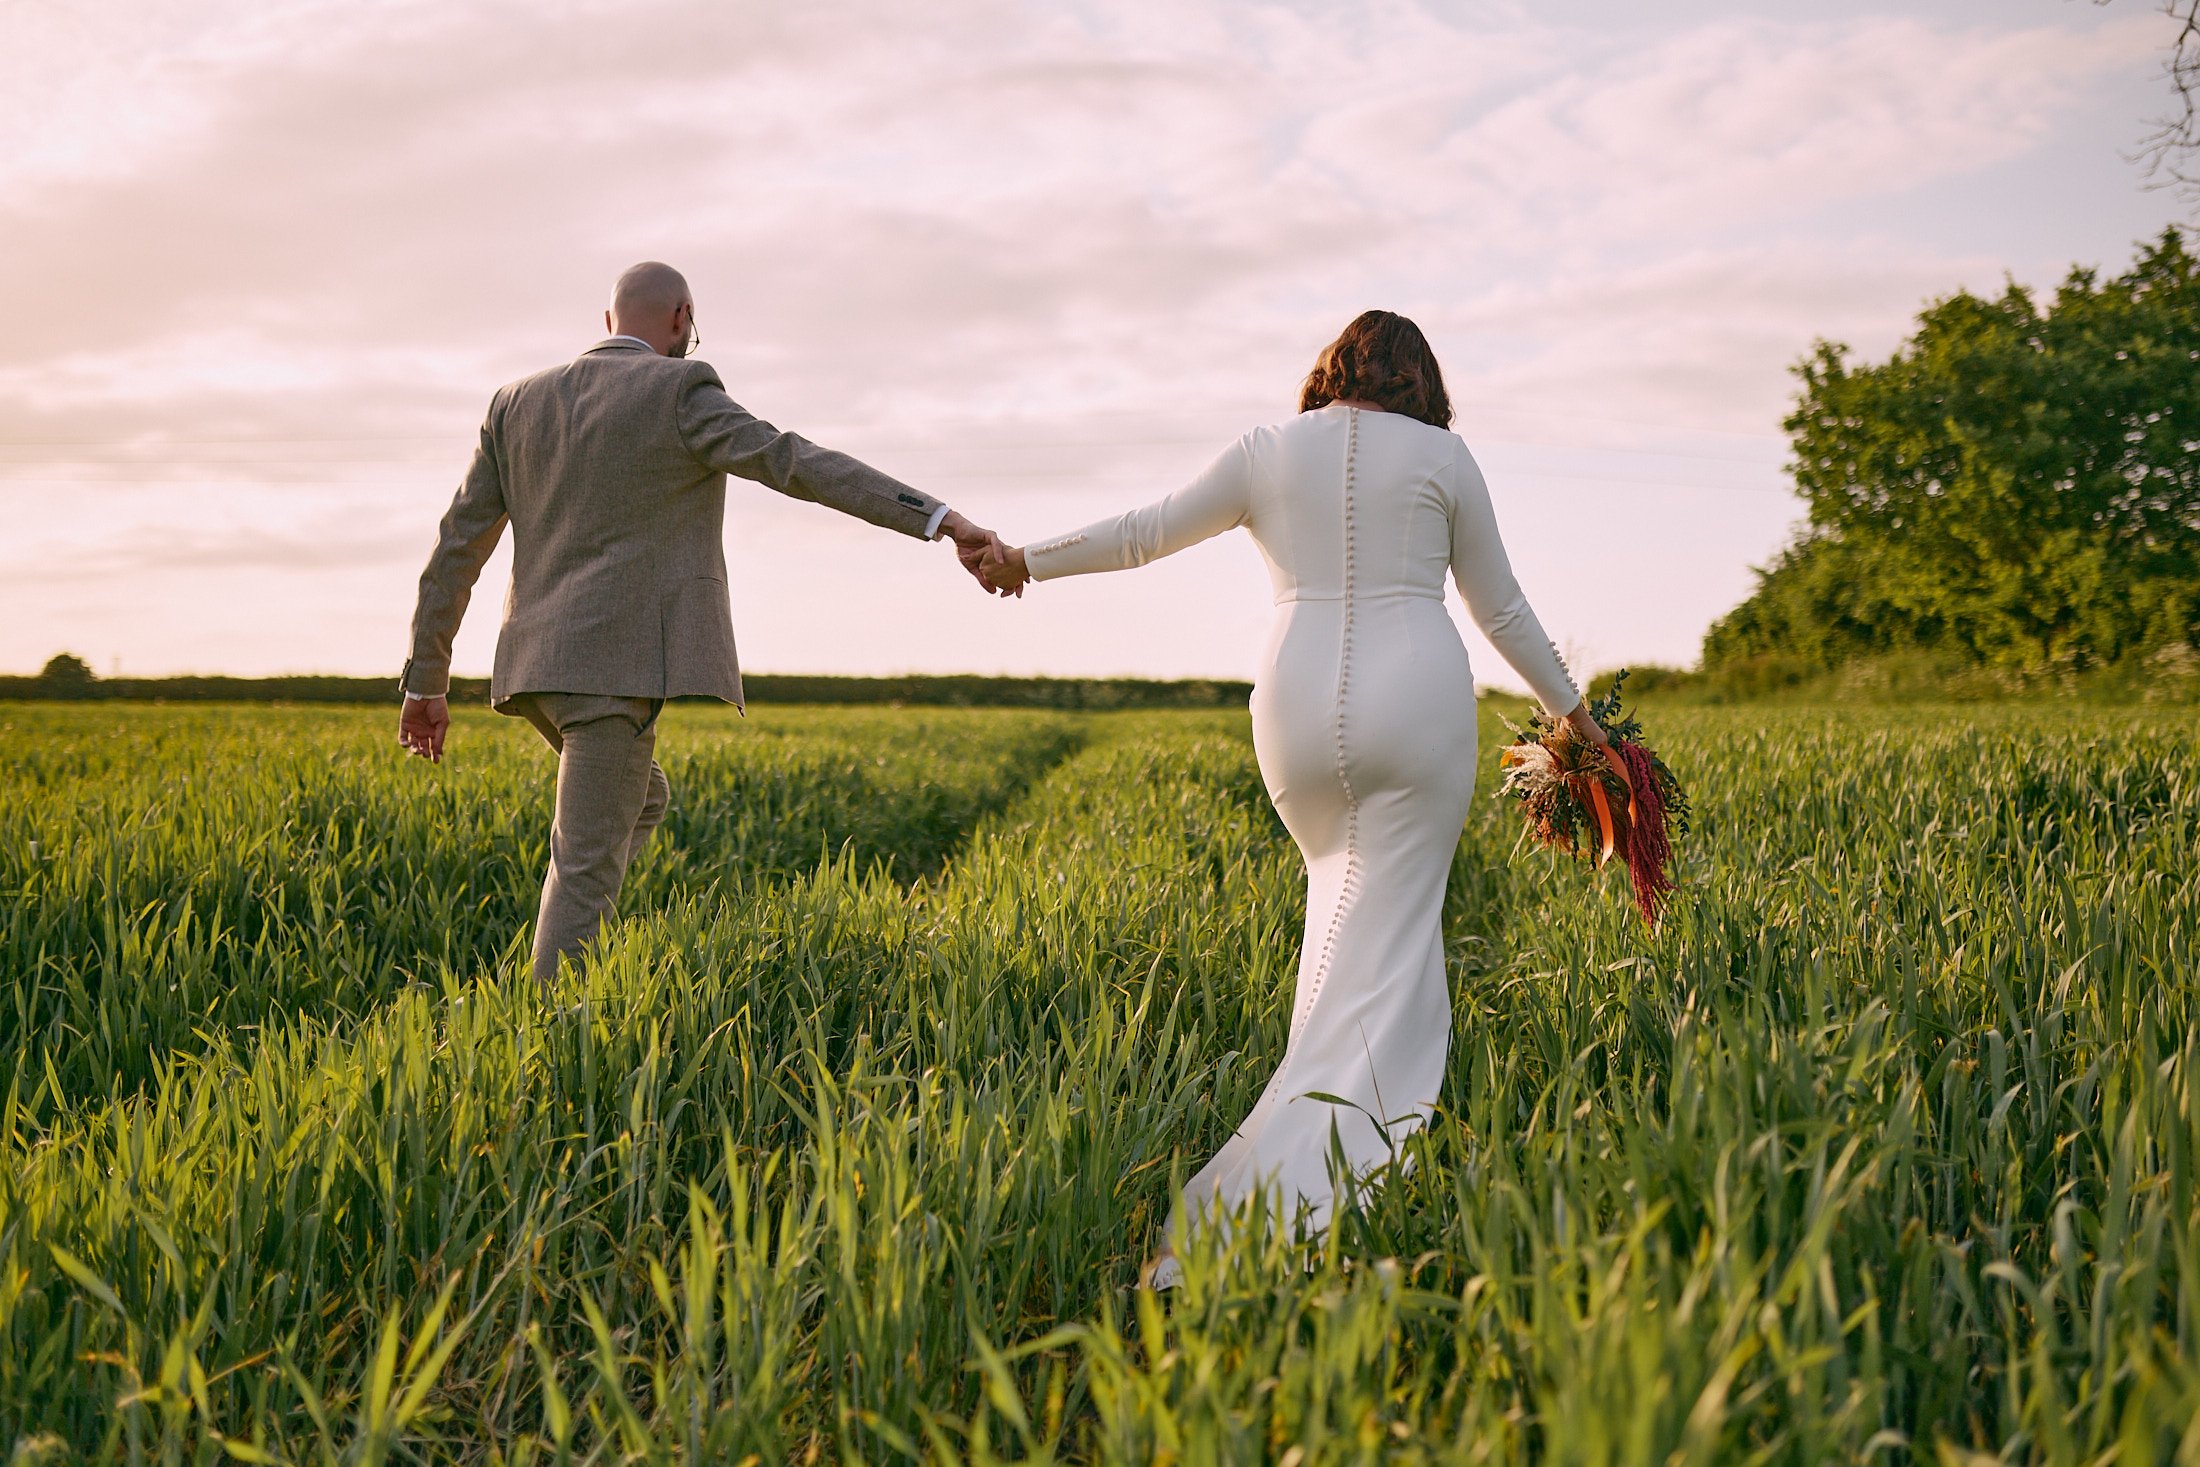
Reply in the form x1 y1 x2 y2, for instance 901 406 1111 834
0 0 2187 690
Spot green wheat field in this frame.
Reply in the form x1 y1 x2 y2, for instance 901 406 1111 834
0 702 2194 1464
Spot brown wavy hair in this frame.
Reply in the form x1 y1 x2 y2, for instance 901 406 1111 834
1298 310 1453 429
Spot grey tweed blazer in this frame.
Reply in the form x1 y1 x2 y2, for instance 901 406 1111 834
401 338 942 709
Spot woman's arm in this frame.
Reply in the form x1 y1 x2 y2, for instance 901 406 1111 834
1003 437 1254 586
1448 444 1581 717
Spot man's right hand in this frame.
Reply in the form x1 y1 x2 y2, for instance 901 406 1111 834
399 694 451 762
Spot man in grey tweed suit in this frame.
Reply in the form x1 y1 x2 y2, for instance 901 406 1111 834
398 261 1007 988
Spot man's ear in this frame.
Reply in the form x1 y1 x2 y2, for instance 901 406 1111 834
604 309 614 334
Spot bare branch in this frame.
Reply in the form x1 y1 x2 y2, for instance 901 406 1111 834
2131 0 2200 202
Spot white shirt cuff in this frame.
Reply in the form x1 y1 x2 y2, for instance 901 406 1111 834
924 503 952 539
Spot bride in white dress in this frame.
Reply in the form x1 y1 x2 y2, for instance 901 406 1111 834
984 311 1623 1285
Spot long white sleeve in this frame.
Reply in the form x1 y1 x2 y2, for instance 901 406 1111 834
1448 446 1579 715
1024 438 1252 580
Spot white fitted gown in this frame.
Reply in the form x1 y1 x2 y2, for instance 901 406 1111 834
1025 403 1580 1233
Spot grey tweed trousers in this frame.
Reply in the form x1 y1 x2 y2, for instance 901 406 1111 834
510 692 671 988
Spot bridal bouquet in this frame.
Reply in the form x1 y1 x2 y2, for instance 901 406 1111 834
1497 669 1690 927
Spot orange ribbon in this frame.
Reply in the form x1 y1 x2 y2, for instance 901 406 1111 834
1586 777 1617 867
1570 764 1644 869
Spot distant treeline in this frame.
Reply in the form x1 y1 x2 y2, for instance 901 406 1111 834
2 658 1253 711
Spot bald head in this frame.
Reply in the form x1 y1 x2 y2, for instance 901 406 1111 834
605 261 696 357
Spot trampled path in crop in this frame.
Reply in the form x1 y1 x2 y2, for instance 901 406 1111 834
0 703 2193 1463
0 706 1088 1122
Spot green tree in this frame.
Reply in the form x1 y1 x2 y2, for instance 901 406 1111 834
1707 229 2200 675
37 654 96 696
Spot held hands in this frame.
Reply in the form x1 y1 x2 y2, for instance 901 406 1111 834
937 510 1020 597
935 509 1029 598
398 694 451 762
979 542 1029 596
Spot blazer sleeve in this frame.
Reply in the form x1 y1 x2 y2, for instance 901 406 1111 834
1448 443 1580 716
1024 436 1252 580
401 407 509 697
676 364 940 538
